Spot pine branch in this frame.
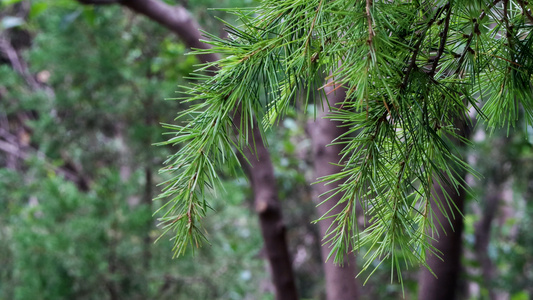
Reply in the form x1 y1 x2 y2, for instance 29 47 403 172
402 4 447 89
456 0 502 73
143 0 533 284
429 3 452 78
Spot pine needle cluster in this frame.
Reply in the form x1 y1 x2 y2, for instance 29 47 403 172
156 0 533 280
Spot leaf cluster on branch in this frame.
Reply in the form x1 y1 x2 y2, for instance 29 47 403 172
156 0 533 281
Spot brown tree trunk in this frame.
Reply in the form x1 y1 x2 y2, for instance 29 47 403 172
473 181 499 300
309 84 359 300
236 115 299 300
418 120 470 300
418 175 465 300
77 1 299 298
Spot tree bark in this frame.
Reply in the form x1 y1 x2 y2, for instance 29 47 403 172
77 1 299 298
418 175 466 300
236 115 299 300
249 145 299 300
473 181 499 300
418 120 470 300
309 84 360 300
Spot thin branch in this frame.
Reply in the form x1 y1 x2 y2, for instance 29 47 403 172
0 138 85 186
430 3 452 78
0 36 41 91
456 0 502 72
365 0 375 47
517 0 533 23
502 0 516 66
503 0 513 38
304 0 324 51
402 4 447 89
77 0 221 66
401 38 423 89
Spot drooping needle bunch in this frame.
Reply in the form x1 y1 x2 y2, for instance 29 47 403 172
156 0 533 280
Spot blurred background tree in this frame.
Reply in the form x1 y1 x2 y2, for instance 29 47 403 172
1 1 533 300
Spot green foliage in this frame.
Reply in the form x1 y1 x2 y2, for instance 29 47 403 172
158 0 533 280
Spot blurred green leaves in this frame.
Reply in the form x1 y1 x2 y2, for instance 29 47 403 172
0 1 269 299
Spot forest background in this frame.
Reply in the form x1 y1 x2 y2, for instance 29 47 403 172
1 0 533 299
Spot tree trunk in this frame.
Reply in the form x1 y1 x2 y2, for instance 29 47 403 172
309 84 360 300
418 175 465 300
418 120 470 300
77 1 299 298
237 116 299 300
473 180 499 300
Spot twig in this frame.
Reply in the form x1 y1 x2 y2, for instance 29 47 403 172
0 134 87 188
517 0 533 23
365 0 375 47
0 36 41 91
430 3 452 77
456 0 502 72
304 0 324 51
503 0 516 62
402 5 447 89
